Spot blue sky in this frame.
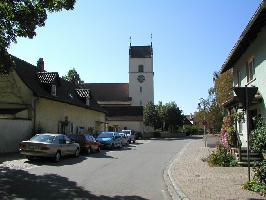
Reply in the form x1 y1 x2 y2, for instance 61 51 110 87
9 0 261 114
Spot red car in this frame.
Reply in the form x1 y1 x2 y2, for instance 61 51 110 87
67 134 101 154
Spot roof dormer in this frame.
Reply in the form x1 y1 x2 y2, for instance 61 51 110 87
76 89 91 106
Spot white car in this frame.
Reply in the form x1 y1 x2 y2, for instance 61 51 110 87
19 133 80 162
121 130 136 143
118 132 129 146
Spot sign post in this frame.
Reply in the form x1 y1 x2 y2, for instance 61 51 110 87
234 86 258 181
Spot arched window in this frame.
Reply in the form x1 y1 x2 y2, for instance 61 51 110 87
138 65 144 72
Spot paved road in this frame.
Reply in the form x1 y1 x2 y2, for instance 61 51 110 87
0 138 191 200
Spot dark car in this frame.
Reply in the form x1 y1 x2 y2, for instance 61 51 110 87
68 134 101 154
96 132 123 149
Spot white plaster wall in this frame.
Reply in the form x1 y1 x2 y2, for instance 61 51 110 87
129 58 154 106
233 27 266 147
0 119 32 153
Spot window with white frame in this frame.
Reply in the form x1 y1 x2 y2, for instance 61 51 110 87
236 69 241 86
238 121 242 134
51 84 56 96
246 57 254 82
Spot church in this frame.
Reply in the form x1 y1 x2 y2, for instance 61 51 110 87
84 42 154 133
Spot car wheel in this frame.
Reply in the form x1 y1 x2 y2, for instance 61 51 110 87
75 148 80 157
87 147 91 154
133 140 136 144
26 156 34 161
54 151 61 162
111 143 115 149
97 146 101 152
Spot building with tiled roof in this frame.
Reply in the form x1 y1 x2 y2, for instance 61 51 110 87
84 43 154 133
0 57 106 153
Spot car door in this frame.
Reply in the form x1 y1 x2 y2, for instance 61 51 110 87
114 133 120 146
58 135 67 156
86 136 93 150
64 135 76 155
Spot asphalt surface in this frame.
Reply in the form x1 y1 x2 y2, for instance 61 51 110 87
0 138 192 200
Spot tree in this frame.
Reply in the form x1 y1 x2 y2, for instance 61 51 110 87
62 68 84 86
214 70 233 107
143 102 160 129
164 102 184 132
0 0 76 73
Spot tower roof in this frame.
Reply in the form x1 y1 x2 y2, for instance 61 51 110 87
129 45 153 58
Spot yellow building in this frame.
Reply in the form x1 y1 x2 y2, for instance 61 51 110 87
0 56 106 153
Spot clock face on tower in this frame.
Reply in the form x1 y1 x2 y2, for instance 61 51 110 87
137 75 145 83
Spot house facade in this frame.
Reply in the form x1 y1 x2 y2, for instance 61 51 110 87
0 57 106 153
221 1 266 147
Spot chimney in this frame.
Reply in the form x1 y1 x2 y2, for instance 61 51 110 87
37 58 44 72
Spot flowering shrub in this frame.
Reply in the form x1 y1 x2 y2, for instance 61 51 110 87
220 128 229 148
207 144 238 167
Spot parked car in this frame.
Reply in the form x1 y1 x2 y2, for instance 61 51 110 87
19 133 80 162
118 132 129 146
121 130 136 143
67 134 101 154
96 132 123 149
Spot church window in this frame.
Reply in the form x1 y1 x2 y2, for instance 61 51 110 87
140 86 142 93
51 84 56 96
86 97 90 106
138 65 144 72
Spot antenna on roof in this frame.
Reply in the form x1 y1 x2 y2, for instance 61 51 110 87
129 36 132 47
150 33 153 47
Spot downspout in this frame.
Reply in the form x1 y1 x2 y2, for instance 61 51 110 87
32 97 38 135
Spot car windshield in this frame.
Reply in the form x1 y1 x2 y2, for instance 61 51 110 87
98 133 113 138
30 134 56 143
122 130 131 135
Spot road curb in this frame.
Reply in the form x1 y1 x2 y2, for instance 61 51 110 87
164 141 192 200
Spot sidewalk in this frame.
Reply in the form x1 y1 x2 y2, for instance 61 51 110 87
169 136 265 200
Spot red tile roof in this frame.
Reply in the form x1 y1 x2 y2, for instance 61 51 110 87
84 83 131 102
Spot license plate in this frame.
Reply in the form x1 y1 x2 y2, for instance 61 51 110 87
28 145 35 150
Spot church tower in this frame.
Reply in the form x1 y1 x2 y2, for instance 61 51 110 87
129 42 154 107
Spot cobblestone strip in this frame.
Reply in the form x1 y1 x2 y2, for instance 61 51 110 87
165 141 192 200
170 139 265 200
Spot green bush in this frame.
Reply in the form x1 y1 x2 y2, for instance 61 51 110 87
183 125 203 135
254 161 266 185
242 161 266 197
227 126 237 147
242 180 266 196
207 144 238 167
250 121 266 153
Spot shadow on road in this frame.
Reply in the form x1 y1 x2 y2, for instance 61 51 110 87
24 155 88 166
0 166 149 200
149 135 203 141
0 153 23 164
